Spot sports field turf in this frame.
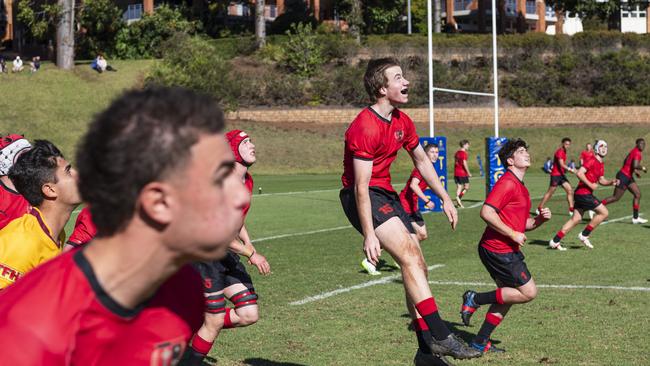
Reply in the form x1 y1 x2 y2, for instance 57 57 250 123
65 169 649 365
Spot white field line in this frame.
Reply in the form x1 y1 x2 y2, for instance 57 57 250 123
289 264 445 306
252 225 352 243
428 280 650 292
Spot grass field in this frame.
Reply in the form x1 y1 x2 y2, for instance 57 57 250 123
62 170 649 365
8 59 649 365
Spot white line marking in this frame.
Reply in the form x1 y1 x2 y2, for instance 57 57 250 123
290 264 446 305
601 214 638 225
252 225 352 243
428 280 650 292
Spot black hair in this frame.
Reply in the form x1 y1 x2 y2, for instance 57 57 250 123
364 57 401 102
424 143 439 153
636 138 645 145
459 139 469 147
76 87 225 237
9 140 63 207
498 138 529 167
561 137 571 144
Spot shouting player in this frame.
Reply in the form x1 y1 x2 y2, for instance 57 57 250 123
460 138 551 353
0 140 81 289
453 140 471 208
601 138 647 224
0 134 31 230
340 57 480 364
537 137 576 216
549 140 617 250
184 130 271 365
0 87 249 364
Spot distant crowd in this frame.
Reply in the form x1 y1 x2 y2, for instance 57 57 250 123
0 55 115 74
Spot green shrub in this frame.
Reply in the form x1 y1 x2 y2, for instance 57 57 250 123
76 0 125 58
115 4 199 59
282 23 324 78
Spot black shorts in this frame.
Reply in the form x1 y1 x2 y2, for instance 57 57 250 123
340 186 415 235
616 171 635 190
574 193 601 211
478 245 532 288
193 252 254 294
454 176 470 185
550 174 569 187
408 210 425 226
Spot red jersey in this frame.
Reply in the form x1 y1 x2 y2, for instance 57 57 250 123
580 150 594 165
342 108 419 192
399 168 427 214
551 147 567 176
619 147 643 178
454 150 469 177
576 157 604 195
480 170 531 253
243 172 254 218
67 207 97 247
0 179 30 230
0 250 204 365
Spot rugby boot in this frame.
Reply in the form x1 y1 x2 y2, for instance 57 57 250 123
470 339 506 354
428 334 482 359
460 290 479 326
413 349 455 366
577 233 593 249
548 239 567 251
632 217 648 224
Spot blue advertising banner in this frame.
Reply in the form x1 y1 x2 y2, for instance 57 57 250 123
417 137 447 213
485 137 508 195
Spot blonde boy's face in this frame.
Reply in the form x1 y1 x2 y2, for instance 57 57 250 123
380 66 409 105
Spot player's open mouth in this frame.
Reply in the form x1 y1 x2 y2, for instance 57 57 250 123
400 88 409 95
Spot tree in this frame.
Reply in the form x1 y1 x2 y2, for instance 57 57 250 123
255 0 266 48
56 0 74 69
76 0 124 58
547 0 649 30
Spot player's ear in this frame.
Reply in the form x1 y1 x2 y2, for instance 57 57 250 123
138 182 174 227
41 182 57 200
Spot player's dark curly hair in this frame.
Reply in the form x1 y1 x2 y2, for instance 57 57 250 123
76 87 225 237
364 57 401 102
9 140 63 207
498 138 529 167
561 137 571 144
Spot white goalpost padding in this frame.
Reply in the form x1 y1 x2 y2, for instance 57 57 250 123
426 0 500 137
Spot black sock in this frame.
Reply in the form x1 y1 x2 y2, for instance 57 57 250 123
416 330 433 354
474 313 502 344
634 209 639 219
416 298 452 341
581 224 594 237
474 291 497 306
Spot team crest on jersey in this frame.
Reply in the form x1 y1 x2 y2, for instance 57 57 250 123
150 337 185 366
394 130 404 142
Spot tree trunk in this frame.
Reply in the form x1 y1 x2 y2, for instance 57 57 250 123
478 0 486 32
255 0 266 48
433 0 442 33
349 0 363 44
56 0 75 70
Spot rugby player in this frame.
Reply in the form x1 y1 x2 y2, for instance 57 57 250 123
0 87 249 365
0 134 31 230
339 57 480 363
579 142 594 168
453 140 471 208
184 130 271 365
601 138 647 224
548 140 616 250
537 137 576 218
0 140 81 289
460 138 551 353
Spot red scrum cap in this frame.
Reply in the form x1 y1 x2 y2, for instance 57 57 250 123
226 130 251 166
0 134 31 175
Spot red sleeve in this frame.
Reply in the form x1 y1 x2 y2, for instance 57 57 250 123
633 149 642 161
402 116 420 151
461 151 468 161
346 121 378 160
555 149 566 161
411 168 423 182
484 178 515 213
67 208 97 246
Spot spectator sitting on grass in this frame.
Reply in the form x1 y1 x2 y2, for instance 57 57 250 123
91 55 116 73
30 56 41 73
12 56 23 73
0 57 7 73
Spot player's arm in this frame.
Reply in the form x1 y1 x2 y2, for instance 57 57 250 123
558 157 574 173
526 208 551 231
410 145 457 229
480 204 526 246
576 166 597 190
229 225 270 275
462 158 471 177
410 177 435 210
598 176 617 186
632 158 646 175
353 158 381 265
